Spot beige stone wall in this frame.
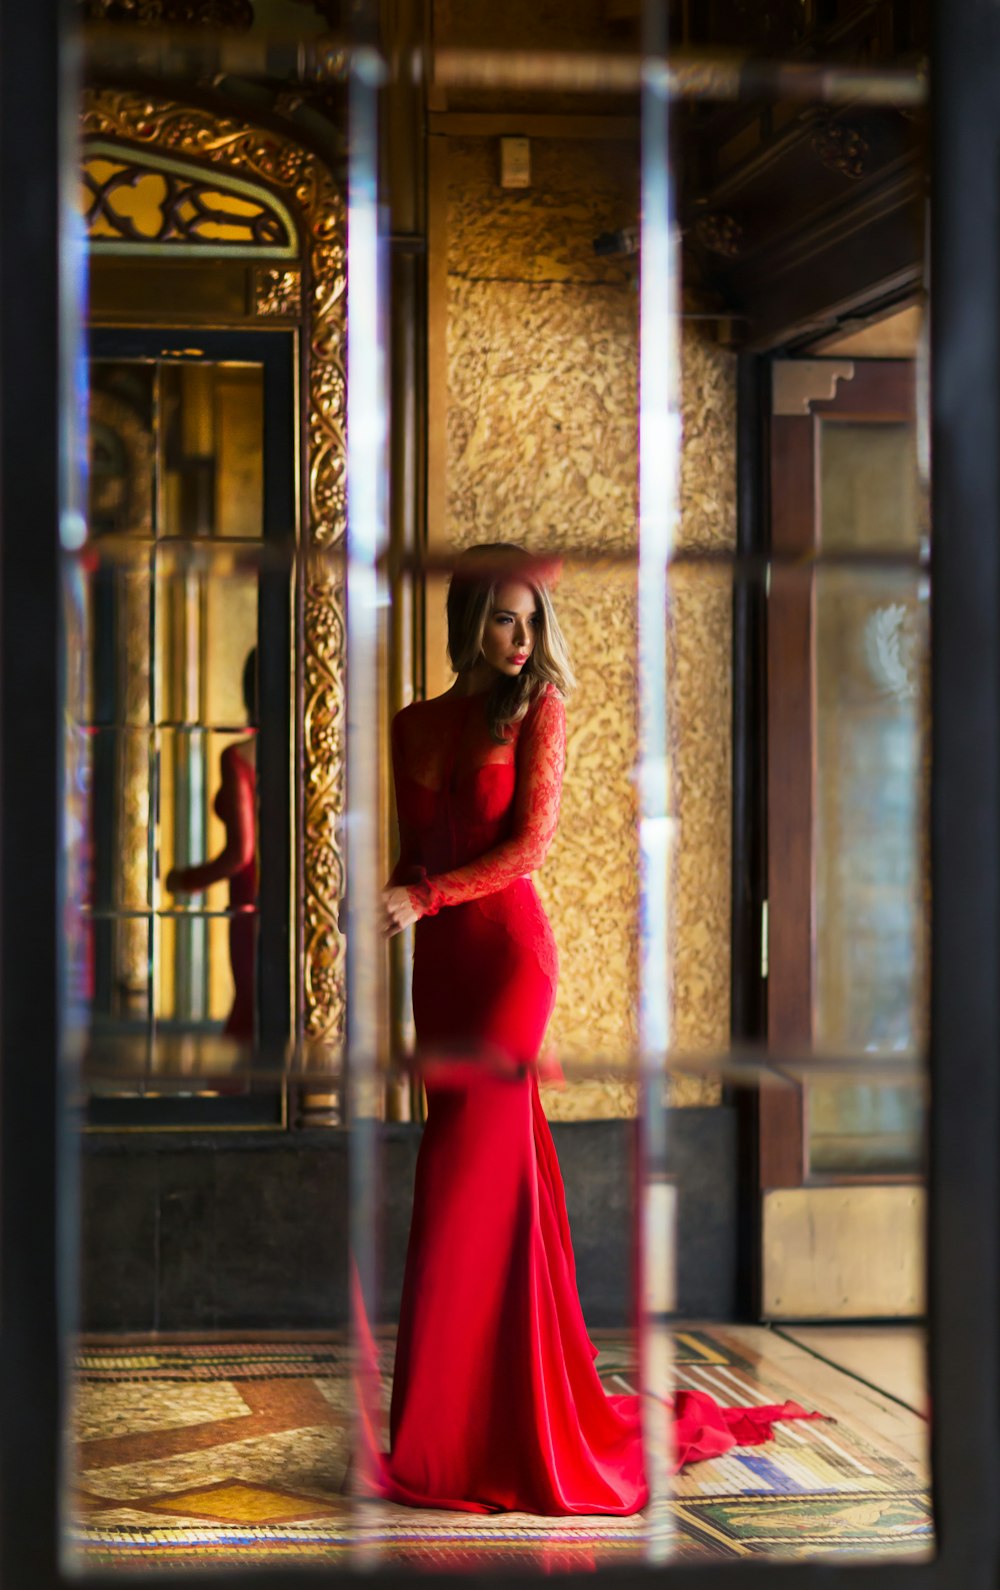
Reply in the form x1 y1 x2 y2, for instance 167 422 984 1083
436 132 735 1115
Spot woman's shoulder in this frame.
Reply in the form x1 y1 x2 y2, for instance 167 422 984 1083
393 690 467 723
390 695 447 745
392 697 435 729
527 680 565 717
516 682 565 747
221 738 256 774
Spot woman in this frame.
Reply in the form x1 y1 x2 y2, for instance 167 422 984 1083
165 649 257 1040
374 544 816 1515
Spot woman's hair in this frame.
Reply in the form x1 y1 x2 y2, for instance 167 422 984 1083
446 542 575 741
241 648 258 725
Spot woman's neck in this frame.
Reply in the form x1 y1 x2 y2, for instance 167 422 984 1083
449 661 497 697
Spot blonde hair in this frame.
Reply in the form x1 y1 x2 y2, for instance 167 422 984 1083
446 542 575 742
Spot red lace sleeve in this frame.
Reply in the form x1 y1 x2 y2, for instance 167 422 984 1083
168 749 256 892
408 687 566 917
386 711 423 888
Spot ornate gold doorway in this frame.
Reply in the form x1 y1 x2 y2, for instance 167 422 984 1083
80 89 348 1123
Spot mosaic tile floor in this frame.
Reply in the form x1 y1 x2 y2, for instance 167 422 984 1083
69 1327 932 1570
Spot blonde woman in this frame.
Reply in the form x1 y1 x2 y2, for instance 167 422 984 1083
368 543 817 1515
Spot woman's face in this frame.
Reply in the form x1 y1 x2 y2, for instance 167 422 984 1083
481 579 540 677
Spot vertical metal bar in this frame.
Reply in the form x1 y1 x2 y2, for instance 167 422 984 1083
57 4 87 1569
730 354 769 1050
928 0 1000 1579
385 0 426 1111
346 44 386 1567
732 354 769 1318
0 0 78 1578
150 361 161 1083
638 0 679 1560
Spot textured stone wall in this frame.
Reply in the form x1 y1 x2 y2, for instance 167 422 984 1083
441 134 734 1115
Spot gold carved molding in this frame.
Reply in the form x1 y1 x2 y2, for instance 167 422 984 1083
254 265 303 317
82 89 348 1051
80 0 254 24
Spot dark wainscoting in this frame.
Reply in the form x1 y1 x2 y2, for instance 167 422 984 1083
78 1107 739 1332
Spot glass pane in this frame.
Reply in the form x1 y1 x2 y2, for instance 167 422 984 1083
84 913 153 1046
155 728 257 1035
420 556 641 1089
88 359 156 540
85 728 154 912
77 351 270 1106
80 550 154 727
65 32 323 1574
815 566 928 1057
820 420 923 553
813 421 929 1174
159 361 264 540
154 558 260 728
808 1075 926 1174
60 17 935 1578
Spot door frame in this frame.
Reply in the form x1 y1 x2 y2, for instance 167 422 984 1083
84 326 296 1129
755 356 924 1320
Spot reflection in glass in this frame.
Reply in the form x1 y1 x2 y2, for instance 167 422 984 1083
158 715 252 1036
159 361 263 543
59 26 937 1577
813 417 928 1173
82 358 263 1087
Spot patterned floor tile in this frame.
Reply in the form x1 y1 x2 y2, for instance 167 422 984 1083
69 1328 932 1569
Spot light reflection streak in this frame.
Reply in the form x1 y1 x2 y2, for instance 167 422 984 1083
345 50 387 1569
638 14 681 1562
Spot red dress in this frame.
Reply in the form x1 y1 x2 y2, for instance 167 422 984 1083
371 684 818 1515
168 742 256 1039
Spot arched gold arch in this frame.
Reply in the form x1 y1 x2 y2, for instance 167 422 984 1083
82 138 301 256
82 88 348 1055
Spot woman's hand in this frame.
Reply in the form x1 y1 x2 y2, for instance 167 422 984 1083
382 884 420 938
165 868 183 895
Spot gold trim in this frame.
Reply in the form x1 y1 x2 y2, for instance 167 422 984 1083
254 265 302 317
424 134 450 702
84 1082 289 1133
83 89 348 1053
302 553 346 1045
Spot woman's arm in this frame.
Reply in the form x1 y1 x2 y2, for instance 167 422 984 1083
406 688 566 917
166 750 255 894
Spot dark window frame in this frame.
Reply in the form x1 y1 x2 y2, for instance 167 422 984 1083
82 326 296 1131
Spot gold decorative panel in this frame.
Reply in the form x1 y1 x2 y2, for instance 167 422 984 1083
445 137 637 294
442 136 737 1116
667 562 732 1104
536 559 639 1067
254 266 302 318
678 328 739 557
83 90 348 1051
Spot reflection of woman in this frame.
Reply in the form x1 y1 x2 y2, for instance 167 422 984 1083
370 545 817 1515
165 650 257 1040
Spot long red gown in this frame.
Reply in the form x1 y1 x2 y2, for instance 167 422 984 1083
371 683 818 1515
168 741 256 1039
